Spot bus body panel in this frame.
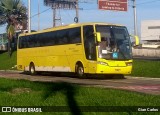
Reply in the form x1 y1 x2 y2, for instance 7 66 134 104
17 44 87 73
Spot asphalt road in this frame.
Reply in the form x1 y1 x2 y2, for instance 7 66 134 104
0 71 160 95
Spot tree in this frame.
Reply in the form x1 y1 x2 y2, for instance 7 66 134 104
0 0 27 57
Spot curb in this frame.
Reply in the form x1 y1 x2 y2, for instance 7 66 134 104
0 70 159 80
0 70 22 73
126 76 160 80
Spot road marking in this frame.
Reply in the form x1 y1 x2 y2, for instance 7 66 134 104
126 76 160 80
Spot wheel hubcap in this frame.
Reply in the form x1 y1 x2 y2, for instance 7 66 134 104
78 67 83 75
31 66 34 74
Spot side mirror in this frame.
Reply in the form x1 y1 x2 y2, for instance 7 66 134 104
134 35 140 46
96 32 101 42
130 35 140 46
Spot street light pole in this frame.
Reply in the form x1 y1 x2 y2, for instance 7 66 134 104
28 0 31 33
133 0 138 36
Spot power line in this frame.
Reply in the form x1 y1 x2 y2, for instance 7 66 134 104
31 8 51 19
31 0 160 18
62 10 74 23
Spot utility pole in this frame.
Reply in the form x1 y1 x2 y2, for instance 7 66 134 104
45 0 79 26
132 0 138 36
2 34 3 45
38 0 40 30
53 6 56 27
75 0 79 23
28 0 31 33
52 5 62 27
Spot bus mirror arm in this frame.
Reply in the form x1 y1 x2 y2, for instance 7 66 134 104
95 32 101 42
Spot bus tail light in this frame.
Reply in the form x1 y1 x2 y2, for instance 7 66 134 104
125 62 132 66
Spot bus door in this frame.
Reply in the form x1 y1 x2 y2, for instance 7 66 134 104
83 26 97 73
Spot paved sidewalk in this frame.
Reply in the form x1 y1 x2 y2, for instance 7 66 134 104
0 71 160 95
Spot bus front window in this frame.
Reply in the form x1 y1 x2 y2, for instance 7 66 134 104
96 25 132 60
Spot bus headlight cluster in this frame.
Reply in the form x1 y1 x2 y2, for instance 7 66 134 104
97 61 108 66
125 62 132 66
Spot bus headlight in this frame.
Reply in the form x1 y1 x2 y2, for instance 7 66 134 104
97 61 108 66
125 62 132 66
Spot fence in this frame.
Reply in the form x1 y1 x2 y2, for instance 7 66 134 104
132 48 160 58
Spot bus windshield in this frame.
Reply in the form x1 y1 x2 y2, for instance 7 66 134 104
96 25 132 60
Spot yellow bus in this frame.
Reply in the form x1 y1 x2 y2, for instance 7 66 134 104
17 22 139 77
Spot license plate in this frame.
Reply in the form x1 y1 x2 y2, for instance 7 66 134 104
115 69 121 72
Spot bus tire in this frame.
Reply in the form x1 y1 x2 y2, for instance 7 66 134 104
76 63 85 77
111 74 125 79
29 63 36 75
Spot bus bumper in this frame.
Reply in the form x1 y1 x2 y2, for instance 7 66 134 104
96 64 132 75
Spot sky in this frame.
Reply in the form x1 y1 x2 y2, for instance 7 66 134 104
0 0 160 36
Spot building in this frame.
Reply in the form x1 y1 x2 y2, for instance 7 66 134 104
141 20 160 44
0 33 7 51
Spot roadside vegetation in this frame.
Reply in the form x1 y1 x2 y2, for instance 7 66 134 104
0 78 159 115
0 51 160 78
0 51 16 70
0 0 27 57
131 60 160 78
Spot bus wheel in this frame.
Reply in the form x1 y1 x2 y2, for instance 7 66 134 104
76 63 85 77
29 63 36 75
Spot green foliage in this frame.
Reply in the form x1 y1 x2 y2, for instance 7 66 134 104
131 60 160 78
0 0 27 56
0 51 17 70
0 78 159 114
0 0 27 33
0 0 27 25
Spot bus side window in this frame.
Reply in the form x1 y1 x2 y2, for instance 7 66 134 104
61 30 68 44
42 32 54 47
28 35 35 48
83 25 96 60
19 37 23 48
57 29 68 45
68 27 81 44
23 36 28 48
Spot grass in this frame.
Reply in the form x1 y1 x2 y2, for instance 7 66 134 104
0 51 17 70
131 60 160 78
0 78 159 115
0 51 159 78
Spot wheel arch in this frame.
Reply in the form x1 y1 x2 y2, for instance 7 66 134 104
29 61 36 75
29 62 35 69
75 61 83 72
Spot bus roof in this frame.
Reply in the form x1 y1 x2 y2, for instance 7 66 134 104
19 22 123 37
